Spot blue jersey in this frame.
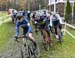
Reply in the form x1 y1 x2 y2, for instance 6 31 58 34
16 18 31 36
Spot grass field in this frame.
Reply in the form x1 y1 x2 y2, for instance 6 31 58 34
67 27 75 36
33 29 75 58
0 22 14 52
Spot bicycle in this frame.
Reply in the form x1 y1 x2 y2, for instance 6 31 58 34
15 35 40 58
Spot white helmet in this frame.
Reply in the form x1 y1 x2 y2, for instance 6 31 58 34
27 11 30 13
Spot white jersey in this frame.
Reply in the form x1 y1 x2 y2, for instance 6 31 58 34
49 14 63 27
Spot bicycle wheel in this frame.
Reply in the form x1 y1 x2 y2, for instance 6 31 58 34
26 38 35 58
20 43 29 58
19 44 24 58
27 39 40 58
20 38 32 58
33 45 40 58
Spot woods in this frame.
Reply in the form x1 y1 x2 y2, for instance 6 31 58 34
0 0 48 11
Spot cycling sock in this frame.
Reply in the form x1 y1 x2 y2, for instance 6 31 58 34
56 35 59 39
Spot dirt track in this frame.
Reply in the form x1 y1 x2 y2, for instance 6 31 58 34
0 22 22 58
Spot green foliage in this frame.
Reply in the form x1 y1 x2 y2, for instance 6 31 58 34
64 0 72 23
0 22 14 52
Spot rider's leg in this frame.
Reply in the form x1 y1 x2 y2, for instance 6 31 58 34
35 24 38 34
59 24 63 36
28 33 37 49
46 30 52 42
55 26 58 35
40 30 45 42
49 26 53 34
22 27 37 49
22 26 37 46
55 26 59 39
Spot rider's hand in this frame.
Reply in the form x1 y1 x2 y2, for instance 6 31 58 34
15 36 18 39
15 36 19 42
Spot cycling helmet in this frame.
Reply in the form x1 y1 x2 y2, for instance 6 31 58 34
16 12 24 20
27 11 30 13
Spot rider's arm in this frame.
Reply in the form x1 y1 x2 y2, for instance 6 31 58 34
49 15 53 27
16 22 20 36
25 19 32 32
56 14 62 24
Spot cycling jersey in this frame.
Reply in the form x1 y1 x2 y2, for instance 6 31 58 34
50 14 62 35
50 14 62 27
53 20 60 26
16 18 32 36
34 16 46 30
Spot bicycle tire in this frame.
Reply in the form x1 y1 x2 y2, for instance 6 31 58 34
33 45 40 58
28 40 40 58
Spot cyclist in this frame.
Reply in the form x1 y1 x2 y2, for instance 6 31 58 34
31 12 40 34
33 14 40 34
45 13 52 44
32 11 48 35
46 13 51 33
15 14 37 50
11 9 17 23
50 13 62 41
48 12 54 33
32 12 36 20
35 14 52 45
